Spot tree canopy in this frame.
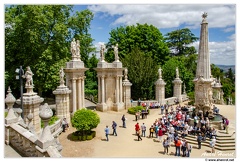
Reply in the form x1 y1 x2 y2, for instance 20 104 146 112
5 5 95 97
164 28 198 56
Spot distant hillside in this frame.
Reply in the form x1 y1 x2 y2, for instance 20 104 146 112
215 65 235 73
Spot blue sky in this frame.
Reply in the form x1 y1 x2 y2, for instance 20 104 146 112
72 4 236 66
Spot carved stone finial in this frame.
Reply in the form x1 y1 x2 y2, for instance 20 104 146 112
5 86 16 109
176 67 179 78
113 44 119 61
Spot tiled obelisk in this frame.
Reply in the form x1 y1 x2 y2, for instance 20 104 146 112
193 12 213 114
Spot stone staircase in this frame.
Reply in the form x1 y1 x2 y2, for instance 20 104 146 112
178 131 235 151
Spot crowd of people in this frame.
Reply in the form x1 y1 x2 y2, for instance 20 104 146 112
103 102 229 157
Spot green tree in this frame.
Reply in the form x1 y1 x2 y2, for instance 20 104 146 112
105 23 169 65
164 28 198 56
225 68 235 84
162 57 194 97
5 5 95 97
71 109 100 135
122 47 158 100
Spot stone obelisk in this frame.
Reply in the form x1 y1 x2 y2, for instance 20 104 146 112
193 12 213 114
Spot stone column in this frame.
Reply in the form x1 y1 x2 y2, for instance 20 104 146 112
173 78 183 103
119 76 123 103
115 76 119 103
77 77 82 109
82 76 85 108
101 76 105 103
98 76 101 103
123 80 132 109
72 78 77 113
16 84 44 134
53 84 71 123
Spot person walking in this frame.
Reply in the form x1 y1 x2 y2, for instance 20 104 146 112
135 123 140 135
186 141 192 157
136 129 142 141
225 118 229 134
175 137 181 156
163 138 169 155
210 136 216 153
141 123 146 137
158 128 163 142
105 125 110 141
121 114 126 128
112 121 117 136
197 133 203 149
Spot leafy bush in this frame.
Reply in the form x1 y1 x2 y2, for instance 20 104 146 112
71 109 100 136
128 106 145 115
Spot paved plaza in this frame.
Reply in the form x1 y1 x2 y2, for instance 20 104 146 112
58 100 236 158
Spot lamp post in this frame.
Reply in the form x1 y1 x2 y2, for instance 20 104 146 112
15 66 24 118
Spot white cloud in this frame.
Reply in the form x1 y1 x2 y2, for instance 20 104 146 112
192 40 235 65
88 4 235 29
223 27 235 33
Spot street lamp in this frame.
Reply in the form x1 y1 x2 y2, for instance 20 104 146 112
15 66 24 118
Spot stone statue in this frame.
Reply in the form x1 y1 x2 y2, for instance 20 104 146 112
59 67 65 84
71 38 77 56
23 66 34 86
202 12 208 19
158 68 162 79
113 44 119 61
76 40 80 57
176 67 179 78
124 68 128 80
100 44 105 61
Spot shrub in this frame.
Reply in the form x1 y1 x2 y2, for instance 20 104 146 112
71 109 100 136
128 106 144 115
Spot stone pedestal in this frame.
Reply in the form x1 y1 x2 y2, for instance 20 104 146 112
155 78 166 105
16 86 44 134
53 85 71 124
64 60 88 113
173 78 183 103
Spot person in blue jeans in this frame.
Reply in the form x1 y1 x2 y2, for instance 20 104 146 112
105 126 109 141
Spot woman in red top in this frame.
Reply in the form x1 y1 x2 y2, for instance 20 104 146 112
135 123 140 135
158 127 163 142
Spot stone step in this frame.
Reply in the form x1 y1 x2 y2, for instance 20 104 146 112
186 141 235 151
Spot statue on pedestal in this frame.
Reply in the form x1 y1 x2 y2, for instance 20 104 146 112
100 44 105 61
59 67 65 86
113 44 119 61
124 68 128 80
23 66 34 86
176 67 179 78
71 38 77 56
76 40 80 57
158 68 162 79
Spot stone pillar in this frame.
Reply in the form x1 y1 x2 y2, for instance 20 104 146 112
5 87 18 145
115 76 119 103
173 78 183 103
53 80 71 124
16 81 44 134
77 77 81 109
119 76 123 103
98 77 101 103
82 77 85 108
101 76 105 103
123 79 132 109
72 78 77 113
155 68 166 104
